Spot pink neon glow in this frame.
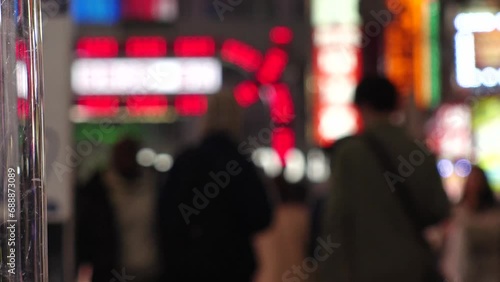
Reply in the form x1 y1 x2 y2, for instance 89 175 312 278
174 36 216 57
126 36 167 57
221 39 263 72
234 81 259 108
270 26 294 45
256 48 288 84
76 37 119 58
272 127 295 164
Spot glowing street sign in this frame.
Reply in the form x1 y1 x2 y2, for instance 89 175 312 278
71 58 222 95
312 25 362 146
385 0 441 108
455 12 500 88
311 0 362 147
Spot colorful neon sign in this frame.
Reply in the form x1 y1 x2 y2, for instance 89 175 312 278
384 0 441 108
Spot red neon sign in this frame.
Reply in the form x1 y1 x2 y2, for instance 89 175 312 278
76 37 119 58
174 36 216 57
256 48 288 84
234 81 259 108
175 95 208 116
221 39 263 72
126 36 167 57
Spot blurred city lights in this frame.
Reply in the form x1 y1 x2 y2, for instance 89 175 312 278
234 81 259 108
71 0 121 24
77 96 120 117
76 37 119 58
272 127 295 164
126 36 168 57
154 154 174 172
136 148 156 167
220 39 263 72
284 149 306 184
437 159 454 178
252 147 283 178
126 96 168 116
174 36 216 57
269 84 295 124
174 95 208 116
455 159 472 178
122 0 179 22
256 48 288 84
307 149 330 183
454 12 500 88
270 26 294 45
454 12 496 33
71 57 222 95
318 105 359 141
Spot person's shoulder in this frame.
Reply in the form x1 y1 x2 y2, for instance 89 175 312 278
327 135 367 157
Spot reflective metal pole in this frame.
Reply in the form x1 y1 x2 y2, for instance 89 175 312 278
0 0 48 281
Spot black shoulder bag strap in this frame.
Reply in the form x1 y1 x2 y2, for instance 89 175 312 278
363 133 429 247
363 133 443 281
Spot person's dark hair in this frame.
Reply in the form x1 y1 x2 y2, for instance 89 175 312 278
460 165 497 212
354 75 399 112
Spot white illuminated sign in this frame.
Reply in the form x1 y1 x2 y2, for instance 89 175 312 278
455 12 500 88
312 0 361 26
71 58 222 95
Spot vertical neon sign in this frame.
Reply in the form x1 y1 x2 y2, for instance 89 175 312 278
311 0 363 147
384 0 441 109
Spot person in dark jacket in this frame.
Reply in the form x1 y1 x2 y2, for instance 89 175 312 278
157 91 273 282
316 76 450 282
76 137 160 282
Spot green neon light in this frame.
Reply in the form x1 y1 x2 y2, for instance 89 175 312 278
430 1 441 108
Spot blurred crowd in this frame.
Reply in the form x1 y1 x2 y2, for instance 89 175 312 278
75 77 499 282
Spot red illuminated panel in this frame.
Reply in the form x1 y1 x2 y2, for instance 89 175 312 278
122 0 178 22
270 26 294 45
175 95 208 116
126 37 167 57
126 95 168 116
174 36 216 57
272 127 295 164
269 84 294 124
77 96 120 117
122 0 154 21
256 48 288 84
76 37 119 58
221 39 263 72
17 98 29 119
234 81 259 108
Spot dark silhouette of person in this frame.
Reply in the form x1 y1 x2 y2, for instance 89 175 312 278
76 137 160 282
442 165 498 281
317 76 450 282
157 91 272 282
459 165 497 212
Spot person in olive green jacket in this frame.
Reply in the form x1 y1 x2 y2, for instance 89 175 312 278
316 76 450 282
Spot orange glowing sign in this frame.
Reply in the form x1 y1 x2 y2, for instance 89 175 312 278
384 0 441 109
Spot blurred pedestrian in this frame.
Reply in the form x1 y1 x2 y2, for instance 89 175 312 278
442 165 500 282
459 165 497 212
76 137 160 282
316 76 450 282
157 91 272 282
